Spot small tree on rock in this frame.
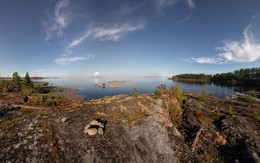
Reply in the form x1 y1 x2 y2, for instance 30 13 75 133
22 72 34 96
12 72 21 91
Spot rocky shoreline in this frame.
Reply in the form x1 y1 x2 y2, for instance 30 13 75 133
0 89 259 162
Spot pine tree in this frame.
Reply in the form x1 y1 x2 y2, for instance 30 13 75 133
12 72 21 91
22 72 34 96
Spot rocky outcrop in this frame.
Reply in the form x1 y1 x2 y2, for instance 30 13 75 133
0 92 259 162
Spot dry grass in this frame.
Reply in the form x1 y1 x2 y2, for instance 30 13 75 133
20 108 53 116
0 115 26 130
110 112 126 121
38 121 61 163
128 112 147 122
6 132 17 140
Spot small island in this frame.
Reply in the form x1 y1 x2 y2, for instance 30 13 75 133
95 80 131 88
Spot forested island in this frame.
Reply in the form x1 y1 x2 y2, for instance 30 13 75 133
171 67 260 85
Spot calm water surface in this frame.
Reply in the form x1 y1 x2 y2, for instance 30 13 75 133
41 77 258 99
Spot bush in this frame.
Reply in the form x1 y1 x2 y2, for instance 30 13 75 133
0 78 9 92
171 85 184 105
253 109 260 121
200 87 207 101
131 87 140 97
168 103 181 123
154 89 162 98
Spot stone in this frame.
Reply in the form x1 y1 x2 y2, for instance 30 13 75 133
14 143 21 149
97 127 104 135
86 128 98 136
61 117 67 123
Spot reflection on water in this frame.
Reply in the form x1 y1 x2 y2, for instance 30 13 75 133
40 77 259 99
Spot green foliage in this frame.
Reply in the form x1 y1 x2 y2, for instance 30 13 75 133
245 94 258 104
211 67 260 84
197 103 202 112
158 84 166 90
131 87 140 97
154 89 162 98
173 67 260 84
228 105 233 115
171 85 184 104
46 92 63 106
173 73 212 82
21 72 34 96
31 95 44 105
168 103 181 123
250 89 257 98
154 84 166 98
31 92 63 106
0 78 9 92
11 72 21 90
199 87 207 101
253 109 260 121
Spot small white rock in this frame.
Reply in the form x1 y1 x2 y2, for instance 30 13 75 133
61 118 67 123
87 128 98 136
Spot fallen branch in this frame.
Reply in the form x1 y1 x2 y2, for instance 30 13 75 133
192 127 204 152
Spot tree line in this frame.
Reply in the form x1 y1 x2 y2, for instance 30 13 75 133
0 72 34 95
172 67 260 85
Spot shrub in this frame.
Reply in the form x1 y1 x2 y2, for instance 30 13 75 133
168 103 181 123
0 78 9 93
171 85 184 105
131 87 140 97
158 84 166 90
200 87 207 101
245 95 258 104
253 109 260 121
228 105 233 115
154 89 162 98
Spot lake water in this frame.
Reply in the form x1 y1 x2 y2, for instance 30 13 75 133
41 77 258 99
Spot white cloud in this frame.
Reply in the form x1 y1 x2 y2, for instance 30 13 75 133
54 54 95 65
186 0 196 9
155 0 195 10
94 72 100 76
34 69 45 72
155 0 179 10
189 23 260 64
188 57 224 64
217 25 260 62
43 0 72 40
67 22 145 49
90 22 145 41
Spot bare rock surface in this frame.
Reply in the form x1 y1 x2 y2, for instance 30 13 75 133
0 93 259 162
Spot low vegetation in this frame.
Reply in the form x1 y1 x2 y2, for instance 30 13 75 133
199 87 207 101
171 85 185 105
131 87 140 97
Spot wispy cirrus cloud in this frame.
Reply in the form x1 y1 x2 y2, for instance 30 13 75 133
155 0 179 10
155 0 195 10
67 22 145 50
43 0 73 41
54 54 95 65
188 57 225 64
188 22 260 64
186 0 196 9
155 0 196 22
34 69 45 72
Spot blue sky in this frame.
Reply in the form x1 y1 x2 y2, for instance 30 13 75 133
0 0 260 77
